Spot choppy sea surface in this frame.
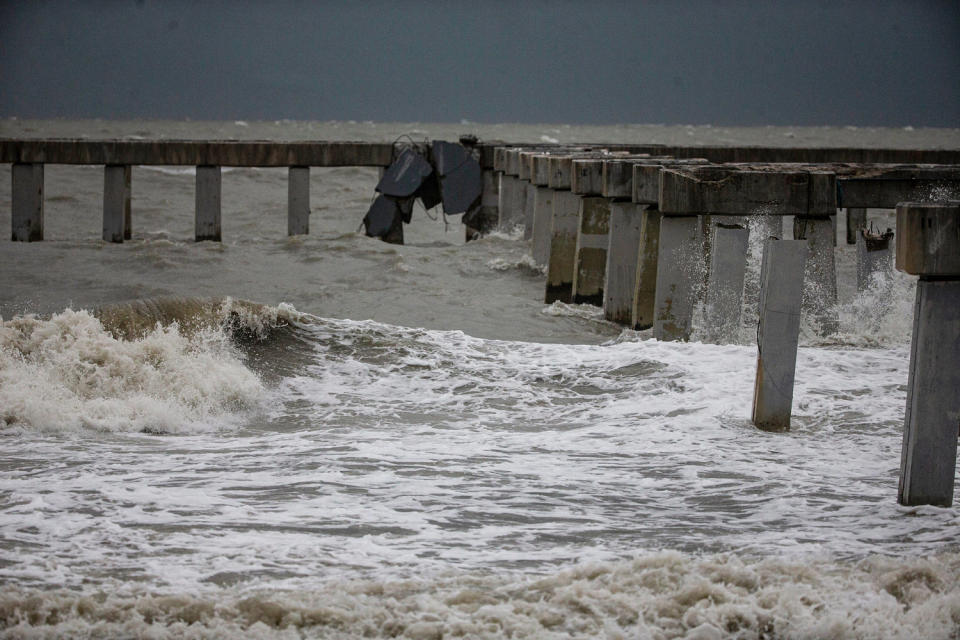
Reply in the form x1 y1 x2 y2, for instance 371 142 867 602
0 119 959 639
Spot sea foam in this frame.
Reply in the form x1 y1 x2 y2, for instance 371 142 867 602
0 300 285 433
1 551 958 639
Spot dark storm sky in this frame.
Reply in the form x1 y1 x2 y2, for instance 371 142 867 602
1 0 958 126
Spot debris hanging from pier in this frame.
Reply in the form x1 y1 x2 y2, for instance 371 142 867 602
362 135 482 244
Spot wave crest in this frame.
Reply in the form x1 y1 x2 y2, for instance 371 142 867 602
0 299 283 433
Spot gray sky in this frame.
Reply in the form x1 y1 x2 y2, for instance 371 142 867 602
1 0 958 126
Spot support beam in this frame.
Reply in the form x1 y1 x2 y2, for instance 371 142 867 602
793 216 839 335
632 208 661 330
604 202 645 324
702 224 750 344
653 215 707 341
195 165 222 242
287 166 310 236
571 197 610 306
103 164 131 243
752 239 808 431
545 191 581 304
11 163 44 242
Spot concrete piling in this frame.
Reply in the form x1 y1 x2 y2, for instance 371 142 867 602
856 228 894 292
653 215 707 341
702 224 750 344
752 239 808 431
895 202 960 507
466 169 500 241
793 216 839 335
287 166 310 236
195 165 222 242
498 173 525 233
632 208 662 330
103 164 131 243
11 163 44 242
523 182 537 240
545 190 582 304
604 202 645 324
503 149 528 233
532 186 554 267
529 154 555 265
846 207 867 244
571 197 611 306
519 151 537 240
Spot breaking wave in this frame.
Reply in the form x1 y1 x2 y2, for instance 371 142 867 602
1 551 958 639
0 298 303 434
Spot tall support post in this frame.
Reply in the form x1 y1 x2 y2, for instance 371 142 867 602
653 215 707 341
752 239 808 431
518 152 537 240
545 191 581 304
498 174 524 232
11 163 44 242
498 149 526 233
287 166 310 236
793 215 838 335
571 197 611 306
604 202 645 325
531 186 554 266
195 165 222 242
631 208 661 330
896 202 960 507
103 165 131 243
530 154 555 266
523 182 537 240
846 207 867 245
466 169 500 241
702 224 750 344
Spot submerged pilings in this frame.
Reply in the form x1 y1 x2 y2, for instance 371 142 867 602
5 138 960 508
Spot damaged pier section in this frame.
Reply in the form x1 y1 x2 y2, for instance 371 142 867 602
363 138 484 244
4 136 960 507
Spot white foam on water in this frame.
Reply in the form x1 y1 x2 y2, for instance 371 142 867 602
0 308 265 434
486 254 545 276
1 551 958 639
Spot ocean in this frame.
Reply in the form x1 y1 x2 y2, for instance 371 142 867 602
1 119 959 639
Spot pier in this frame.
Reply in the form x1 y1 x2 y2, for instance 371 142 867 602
4 136 960 505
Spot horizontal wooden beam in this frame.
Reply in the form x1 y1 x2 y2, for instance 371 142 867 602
0 139 395 167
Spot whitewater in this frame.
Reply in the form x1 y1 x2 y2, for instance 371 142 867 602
0 119 958 639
